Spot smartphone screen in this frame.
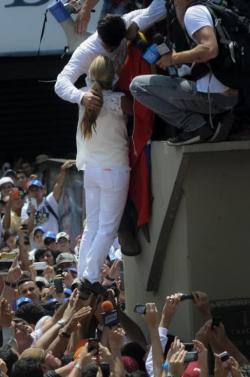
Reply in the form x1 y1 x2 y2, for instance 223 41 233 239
184 351 198 363
88 339 99 354
53 278 64 293
134 304 146 314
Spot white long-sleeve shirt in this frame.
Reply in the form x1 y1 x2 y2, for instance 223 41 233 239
54 0 167 105
146 327 168 377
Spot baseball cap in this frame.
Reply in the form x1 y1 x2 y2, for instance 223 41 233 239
56 232 70 242
0 177 14 188
4 169 17 179
27 179 43 190
43 231 56 241
16 297 32 309
56 252 76 266
33 226 45 236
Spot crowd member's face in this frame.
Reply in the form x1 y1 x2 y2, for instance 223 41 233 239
19 281 40 303
43 351 61 370
38 251 54 266
57 237 70 252
45 239 57 253
0 183 14 197
17 173 28 191
34 231 44 248
11 196 25 211
13 320 33 353
22 162 33 177
28 186 44 203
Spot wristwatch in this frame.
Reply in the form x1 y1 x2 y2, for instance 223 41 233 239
57 319 66 327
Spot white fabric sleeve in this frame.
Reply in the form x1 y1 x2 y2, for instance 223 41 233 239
54 34 104 105
184 5 214 40
46 192 59 213
145 327 168 377
132 0 167 31
21 203 29 222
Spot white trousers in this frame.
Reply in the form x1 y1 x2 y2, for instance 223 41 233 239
78 165 130 283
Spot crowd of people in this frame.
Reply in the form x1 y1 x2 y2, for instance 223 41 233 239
0 0 249 375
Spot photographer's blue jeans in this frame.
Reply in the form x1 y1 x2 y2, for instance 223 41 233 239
130 75 238 132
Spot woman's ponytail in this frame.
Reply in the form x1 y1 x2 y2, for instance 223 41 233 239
80 55 115 139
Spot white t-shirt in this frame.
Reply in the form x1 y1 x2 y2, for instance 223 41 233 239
184 5 229 93
21 192 59 234
76 88 129 170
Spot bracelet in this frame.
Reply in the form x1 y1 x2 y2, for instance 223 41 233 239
74 362 83 372
5 281 17 288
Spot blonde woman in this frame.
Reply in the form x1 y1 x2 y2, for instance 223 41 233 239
76 55 132 291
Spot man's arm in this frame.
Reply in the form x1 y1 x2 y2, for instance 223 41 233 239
75 0 99 34
126 0 167 39
157 26 218 69
53 160 75 203
54 34 102 104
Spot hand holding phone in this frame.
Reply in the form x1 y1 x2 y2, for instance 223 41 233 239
180 294 194 301
87 338 99 355
53 278 64 294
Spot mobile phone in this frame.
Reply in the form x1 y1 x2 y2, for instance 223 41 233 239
134 304 146 315
88 338 99 354
184 351 198 363
30 197 37 209
53 278 64 293
0 260 13 275
218 351 230 365
180 294 194 301
184 343 194 352
33 262 48 271
211 316 222 329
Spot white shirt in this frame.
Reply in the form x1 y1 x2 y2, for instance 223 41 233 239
21 192 59 234
146 327 168 377
76 88 129 169
184 5 229 93
55 5 167 105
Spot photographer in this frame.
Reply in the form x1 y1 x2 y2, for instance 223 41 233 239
130 0 239 145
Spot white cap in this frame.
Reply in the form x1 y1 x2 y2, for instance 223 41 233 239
0 177 14 187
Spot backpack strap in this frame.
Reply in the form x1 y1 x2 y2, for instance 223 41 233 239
45 199 59 222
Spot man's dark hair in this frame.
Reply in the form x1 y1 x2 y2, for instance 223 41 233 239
121 342 146 371
97 14 126 48
15 303 46 325
10 358 44 377
17 277 33 288
34 248 47 262
0 345 18 375
82 363 98 377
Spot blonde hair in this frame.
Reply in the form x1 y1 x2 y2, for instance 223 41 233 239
81 55 115 139
20 347 45 362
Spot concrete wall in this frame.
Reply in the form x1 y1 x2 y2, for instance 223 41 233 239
124 140 250 341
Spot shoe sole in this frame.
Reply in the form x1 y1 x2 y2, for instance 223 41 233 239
167 135 201 146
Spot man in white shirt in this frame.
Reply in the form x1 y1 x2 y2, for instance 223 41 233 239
21 160 75 236
130 0 239 145
54 0 166 110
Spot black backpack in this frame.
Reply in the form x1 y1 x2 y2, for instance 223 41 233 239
188 0 250 89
